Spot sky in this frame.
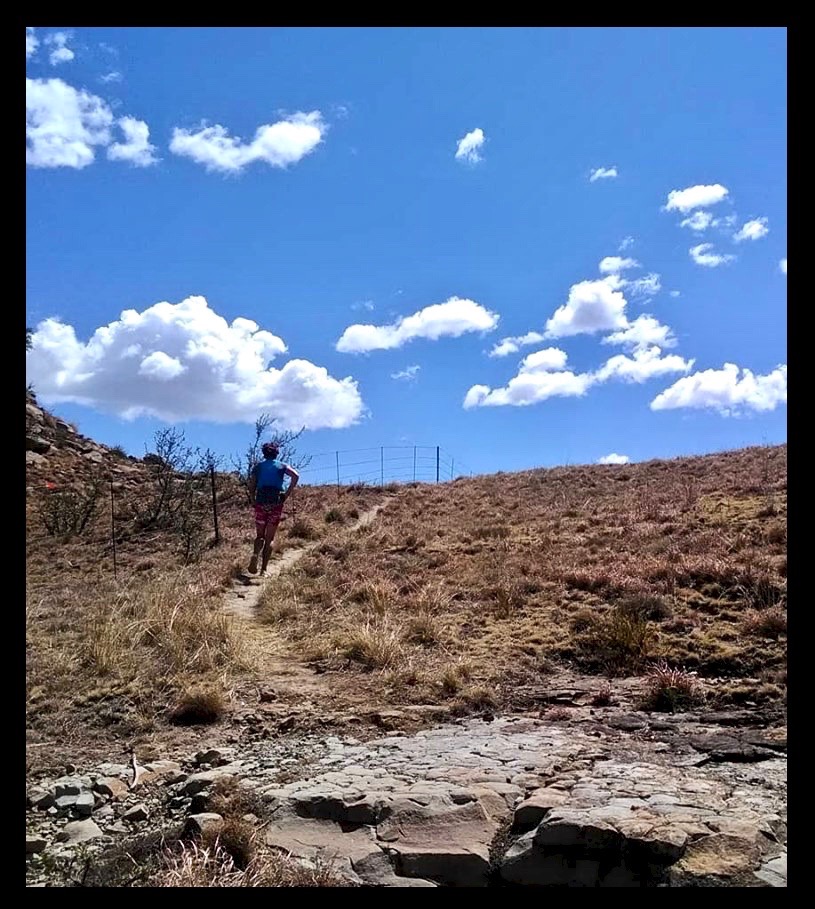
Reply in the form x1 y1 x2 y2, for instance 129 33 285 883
26 26 787 483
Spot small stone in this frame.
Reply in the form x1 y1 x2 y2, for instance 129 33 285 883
54 795 78 811
28 788 55 810
184 813 224 838
54 779 83 798
181 769 234 795
94 777 128 799
195 748 236 767
73 792 95 817
56 819 104 845
26 835 47 855
123 803 149 823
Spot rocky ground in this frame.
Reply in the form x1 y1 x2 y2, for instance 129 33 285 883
26 677 786 888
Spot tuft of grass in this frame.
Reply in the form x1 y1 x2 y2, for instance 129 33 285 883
203 818 256 870
404 612 441 646
336 619 404 670
744 606 787 639
641 661 704 712
287 518 320 540
590 681 613 707
169 686 226 725
324 507 344 524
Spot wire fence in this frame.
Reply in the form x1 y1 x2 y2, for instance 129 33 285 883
28 445 475 580
297 445 474 487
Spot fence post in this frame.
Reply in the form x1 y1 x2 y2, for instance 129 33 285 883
451 458 454 481
336 450 341 490
413 446 416 483
109 477 117 581
210 465 220 544
381 447 384 486
436 446 440 483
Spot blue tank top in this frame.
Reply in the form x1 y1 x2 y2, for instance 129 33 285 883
254 458 286 504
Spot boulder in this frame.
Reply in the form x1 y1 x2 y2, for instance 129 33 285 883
56 819 104 845
184 813 224 838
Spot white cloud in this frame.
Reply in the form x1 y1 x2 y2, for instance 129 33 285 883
107 116 159 167
597 453 630 465
599 256 640 275
455 128 485 164
779 258 787 275
26 27 38 59
664 183 729 213
545 279 628 338
391 365 421 381
352 300 375 312
602 315 677 351
100 71 123 84
618 236 635 251
651 363 787 416
464 347 592 408
596 346 693 383
45 31 76 66
689 243 736 268
170 112 326 174
26 295 364 430
733 217 769 242
669 290 681 298
26 77 113 169
680 210 715 232
336 297 499 353
589 166 618 182
488 331 546 358
627 272 663 300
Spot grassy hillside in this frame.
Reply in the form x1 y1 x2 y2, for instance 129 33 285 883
26 395 786 771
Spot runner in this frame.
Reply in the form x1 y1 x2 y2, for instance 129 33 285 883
247 442 299 576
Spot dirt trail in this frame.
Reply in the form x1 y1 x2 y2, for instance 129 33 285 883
220 499 391 700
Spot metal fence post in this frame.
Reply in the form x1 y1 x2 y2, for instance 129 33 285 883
381 447 384 486
436 446 440 483
210 465 220 544
451 458 454 481
336 450 340 490
413 446 417 483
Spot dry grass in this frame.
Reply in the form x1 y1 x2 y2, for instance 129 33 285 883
744 605 787 639
641 661 705 713
153 841 352 888
169 686 227 726
253 445 786 708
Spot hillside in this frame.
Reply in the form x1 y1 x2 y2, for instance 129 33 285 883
25 397 787 888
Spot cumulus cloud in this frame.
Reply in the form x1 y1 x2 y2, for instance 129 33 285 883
463 347 592 408
733 217 769 242
779 258 787 275
170 111 326 174
26 77 113 169
651 363 787 416
25 295 364 429
689 243 736 268
602 315 677 351
45 31 76 65
589 166 618 182
336 297 499 353
599 256 640 275
597 453 630 465
488 331 546 358
391 365 421 381
26 27 38 59
107 116 159 167
455 128 485 164
595 346 694 383
664 184 729 213
680 210 715 232
545 279 628 338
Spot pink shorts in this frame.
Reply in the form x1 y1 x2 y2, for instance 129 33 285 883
254 503 284 530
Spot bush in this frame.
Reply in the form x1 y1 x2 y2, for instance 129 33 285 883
744 606 787 638
169 686 226 725
641 661 704 712
287 518 320 540
40 478 103 538
324 508 344 524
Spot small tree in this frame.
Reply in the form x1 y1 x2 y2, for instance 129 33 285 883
232 414 310 504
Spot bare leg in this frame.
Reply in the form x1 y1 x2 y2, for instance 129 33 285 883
260 520 280 574
248 528 264 573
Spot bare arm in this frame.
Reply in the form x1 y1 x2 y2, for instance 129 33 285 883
283 465 299 499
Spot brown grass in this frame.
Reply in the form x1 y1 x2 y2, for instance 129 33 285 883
169 686 227 726
641 661 705 713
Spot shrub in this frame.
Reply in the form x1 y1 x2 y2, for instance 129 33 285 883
40 478 103 538
744 606 787 638
641 661 704 712
169 687 226 725
287 518 320 540
324 508 344 524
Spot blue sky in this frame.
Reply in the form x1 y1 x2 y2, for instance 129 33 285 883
26 27 787 481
